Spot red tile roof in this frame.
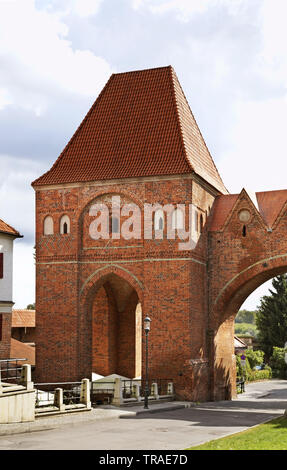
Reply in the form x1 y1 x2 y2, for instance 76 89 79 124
256 190 287 227
10 338 35 366
0 219 21 237
32 66 227 194
12 309 35 328
210 189 287 231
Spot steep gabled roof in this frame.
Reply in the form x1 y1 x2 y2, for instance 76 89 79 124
210 189 287 231
0 219 22 238
32 66 227 194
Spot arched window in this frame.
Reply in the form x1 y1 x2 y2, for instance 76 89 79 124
172 208 184 230
60 215 70 235
154 209 164 231
43 216 54 235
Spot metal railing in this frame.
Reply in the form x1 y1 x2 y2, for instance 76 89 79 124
0 358 27 384
122 378 173 398
90 381 115 405
33 377 175 408
34 382 82 408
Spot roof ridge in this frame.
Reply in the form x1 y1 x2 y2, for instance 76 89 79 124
113 65 172 76
170 68 228 194
168 66 191 171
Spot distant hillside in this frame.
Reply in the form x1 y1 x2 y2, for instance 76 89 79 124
235 310 258 337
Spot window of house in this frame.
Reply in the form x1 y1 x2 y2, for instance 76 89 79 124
154 209 164 231
60 215 70 235
43 216 54 235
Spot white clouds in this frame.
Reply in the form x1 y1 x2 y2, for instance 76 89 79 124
0 0 113 116
0 88 12 110
218 95 287 194
131 0 246 21
72 0 103 18
259 0 287 87
0 154 44 239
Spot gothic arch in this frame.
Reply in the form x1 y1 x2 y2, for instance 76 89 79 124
78 265 144 380
213 253 287 325
80 264 144 305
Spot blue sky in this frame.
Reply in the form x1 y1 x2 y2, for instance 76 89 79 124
0 0 287 308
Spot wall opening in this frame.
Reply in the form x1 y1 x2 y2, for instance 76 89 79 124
89 273 142 380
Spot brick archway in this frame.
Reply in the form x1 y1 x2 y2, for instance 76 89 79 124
209 255 287 401
78 267 144 380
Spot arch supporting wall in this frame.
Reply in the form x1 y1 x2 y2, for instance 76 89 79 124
209 255 287 400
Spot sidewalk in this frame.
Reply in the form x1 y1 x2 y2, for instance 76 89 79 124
0 400 190 436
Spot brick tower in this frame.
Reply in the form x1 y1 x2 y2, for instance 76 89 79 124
32 66 228 401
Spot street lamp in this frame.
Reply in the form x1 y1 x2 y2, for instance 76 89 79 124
144 316 151 409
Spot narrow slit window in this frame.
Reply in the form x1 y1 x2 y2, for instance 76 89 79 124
242 225 247 237
154 209 165 231
60 215 70 235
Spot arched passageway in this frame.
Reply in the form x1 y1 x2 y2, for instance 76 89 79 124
80 272 142 380
210 261 287 401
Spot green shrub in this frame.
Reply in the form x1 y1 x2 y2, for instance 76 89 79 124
246 368 272 382
270 347 287 378
236 351 272 383
245 349 265 369
236 355 243 377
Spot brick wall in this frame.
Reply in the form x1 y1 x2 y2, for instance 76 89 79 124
34 175 216 400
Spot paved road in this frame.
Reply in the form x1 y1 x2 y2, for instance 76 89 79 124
0 380 286 450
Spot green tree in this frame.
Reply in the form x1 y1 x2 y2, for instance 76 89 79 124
26 303 35 310
256 275 287 359
235 309 257 324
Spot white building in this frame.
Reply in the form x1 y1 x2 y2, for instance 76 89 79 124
0 219 22 358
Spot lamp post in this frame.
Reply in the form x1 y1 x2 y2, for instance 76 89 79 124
143 316 151 409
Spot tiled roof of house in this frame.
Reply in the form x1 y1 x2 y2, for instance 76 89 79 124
32 66 227 194
234 335 247 349
10 338 35 366
12 309 35 328
0 219 21 237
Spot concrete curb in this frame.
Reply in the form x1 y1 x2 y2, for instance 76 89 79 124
119 402 194 418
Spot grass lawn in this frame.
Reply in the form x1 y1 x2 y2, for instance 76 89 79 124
188 416 287 450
